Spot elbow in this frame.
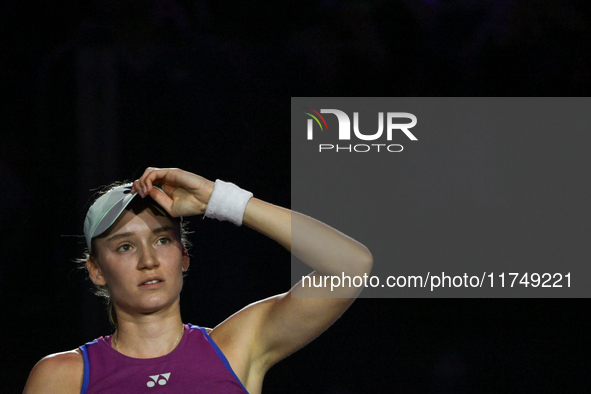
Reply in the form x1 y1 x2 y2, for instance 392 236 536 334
361 244 374 274
351 243 373 277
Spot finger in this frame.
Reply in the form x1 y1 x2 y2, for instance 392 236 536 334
142 167 159 189
145 174 154 193
131 179 142 195
145 168 171 195
137 167 161 196
146 168 183 192
147 186 175 216
132 177 150 196
136 167 189 199
132 168 148 195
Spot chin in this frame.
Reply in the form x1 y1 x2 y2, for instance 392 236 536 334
138 296 180 314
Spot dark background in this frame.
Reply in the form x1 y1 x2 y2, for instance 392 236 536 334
1 0 590 393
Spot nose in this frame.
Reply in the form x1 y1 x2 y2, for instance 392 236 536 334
137 245 160 270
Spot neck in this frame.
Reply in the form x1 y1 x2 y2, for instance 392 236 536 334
111 309 185 358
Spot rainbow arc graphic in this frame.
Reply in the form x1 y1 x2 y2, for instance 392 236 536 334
302 107 329 131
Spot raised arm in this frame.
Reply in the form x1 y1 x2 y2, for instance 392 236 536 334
239 197 372 364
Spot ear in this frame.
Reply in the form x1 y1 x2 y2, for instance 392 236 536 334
181 245 190 272
87 257 107 286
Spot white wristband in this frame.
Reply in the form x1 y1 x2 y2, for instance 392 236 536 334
204 180 253 226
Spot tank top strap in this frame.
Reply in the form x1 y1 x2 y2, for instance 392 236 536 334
188 324 249 393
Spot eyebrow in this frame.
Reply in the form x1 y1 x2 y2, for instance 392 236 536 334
106 225 176 242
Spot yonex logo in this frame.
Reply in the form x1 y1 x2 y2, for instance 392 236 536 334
147 373 171 387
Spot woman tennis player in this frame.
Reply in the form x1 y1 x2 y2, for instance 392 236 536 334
23 167 372 393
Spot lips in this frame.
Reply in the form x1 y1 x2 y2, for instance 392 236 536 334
139 277 164 286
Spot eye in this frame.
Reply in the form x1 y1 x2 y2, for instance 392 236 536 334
156 237 171 245
117 243 132 252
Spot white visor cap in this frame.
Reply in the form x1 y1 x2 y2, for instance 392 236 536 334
83 184 170 253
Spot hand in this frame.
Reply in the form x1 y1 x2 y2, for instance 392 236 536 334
131 167 215 217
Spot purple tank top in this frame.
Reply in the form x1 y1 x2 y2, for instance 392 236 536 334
79 324 249 393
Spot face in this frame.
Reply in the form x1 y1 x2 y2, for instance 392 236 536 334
87 205 189 319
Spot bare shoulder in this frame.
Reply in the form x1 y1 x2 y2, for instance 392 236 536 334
23 349 84 394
